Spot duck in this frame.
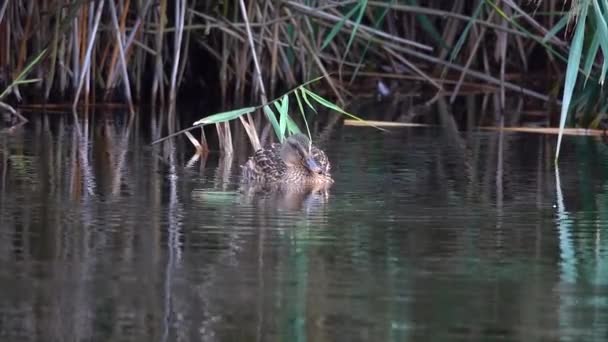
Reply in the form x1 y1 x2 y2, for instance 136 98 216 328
241 133 333 186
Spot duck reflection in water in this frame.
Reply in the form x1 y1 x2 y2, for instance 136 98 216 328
239 133 333 211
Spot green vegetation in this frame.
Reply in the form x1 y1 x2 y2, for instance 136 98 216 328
0 1 605 156
152 76 381 150
554 0 608 160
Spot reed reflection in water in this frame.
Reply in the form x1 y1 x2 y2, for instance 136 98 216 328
0 111 607 341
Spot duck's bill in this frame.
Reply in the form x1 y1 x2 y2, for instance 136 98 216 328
305 157 323 174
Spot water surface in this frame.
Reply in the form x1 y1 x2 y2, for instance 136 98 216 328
1 116 607 341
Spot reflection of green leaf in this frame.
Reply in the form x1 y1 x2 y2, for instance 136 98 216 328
7 155 39 184
191 190 237 204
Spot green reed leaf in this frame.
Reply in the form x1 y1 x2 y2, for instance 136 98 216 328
192 106 256 126
582 33 600 86
556 1 590 161
302 88 387 131
300 87 317 114
263 105 282 142
344 0 368 56
542 14 568 44
449 1 484 63
0 49 47 100
279 94 289 140
286 115 302 135
321 3 359 51
294 89 312 139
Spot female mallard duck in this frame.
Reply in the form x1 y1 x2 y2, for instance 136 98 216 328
241 133 333 185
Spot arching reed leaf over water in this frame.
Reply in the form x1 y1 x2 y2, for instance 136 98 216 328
300 88 386 131
192 107 256 126
153 76 376 147
191 76 380 140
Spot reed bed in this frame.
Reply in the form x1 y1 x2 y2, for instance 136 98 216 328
0 1 602 157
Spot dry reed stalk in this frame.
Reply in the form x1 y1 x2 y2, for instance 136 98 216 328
106 0 154 92
285 1 433 52
382 45 442 90
480 126 608 136
495 3 510 112
343 119 431 127
168 0 186 118
108 0 134 114
367 1 567 47
16 1 34 74
45 4 63 100
216 122 233 155
285 7 345 105
0 1 8 24
0 0 585 137
184 131 203 154
380 35 552 102
238 0 262 150
269 19 280 99
450 9 496 103
71 12 80 91
104 0 130 92
177 8 194 89
58 14 68 97
0 101 27 123
73 0 105 111
152 0 168 107
281 2 552 102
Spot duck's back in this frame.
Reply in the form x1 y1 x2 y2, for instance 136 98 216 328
241 143 286 183
241 141 332 185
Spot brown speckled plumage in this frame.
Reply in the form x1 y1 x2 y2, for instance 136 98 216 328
241 133 333 186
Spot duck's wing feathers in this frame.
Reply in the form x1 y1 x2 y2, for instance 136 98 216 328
243 143 286 182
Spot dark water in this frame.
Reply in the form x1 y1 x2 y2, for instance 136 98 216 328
1 116 608 341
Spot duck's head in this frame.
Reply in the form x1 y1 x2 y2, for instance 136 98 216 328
280 133 332 183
